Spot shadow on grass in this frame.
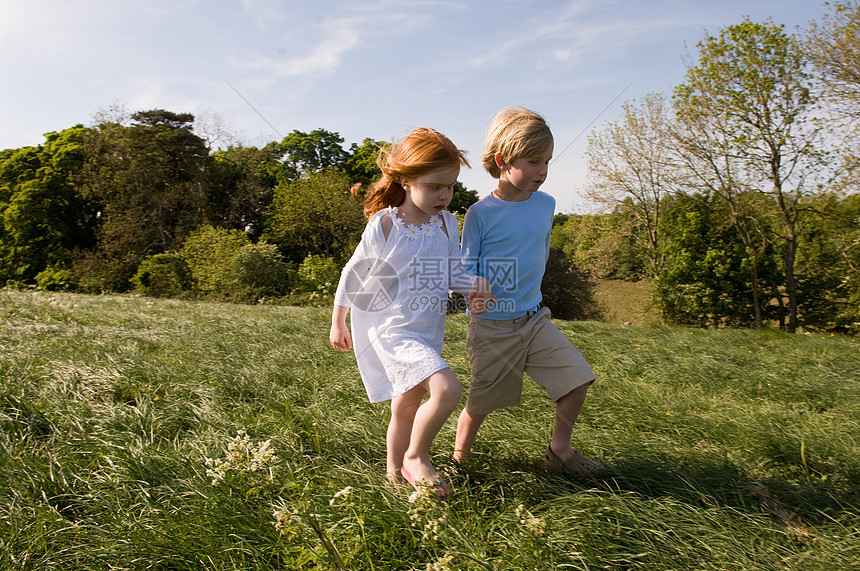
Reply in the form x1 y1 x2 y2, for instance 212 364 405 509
445 452 859 532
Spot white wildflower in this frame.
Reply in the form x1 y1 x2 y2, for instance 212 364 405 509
329 486 354 506
514 504 546 537
272 502 299 532
205 429 279 485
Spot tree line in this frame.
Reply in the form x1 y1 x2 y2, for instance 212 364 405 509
564 7 859 333
0 110 479 300
1 4 858 333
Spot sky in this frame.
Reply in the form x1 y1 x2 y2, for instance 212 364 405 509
0 0 830 213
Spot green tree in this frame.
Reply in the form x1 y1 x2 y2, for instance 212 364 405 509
229 242 291 301
344 138 384 188
540 248 603 321
277 129 349 182
655 194 781 328
131 253 192 298
552 210 646 280
805 1 860 190
0 126 96 286
586 93 678 276
206 144 281 240
806 1 860 122
796 193 860 332
181 225 250 296
448 182 479 214
78 109 210 289
264 169 366 263
673 19 825 332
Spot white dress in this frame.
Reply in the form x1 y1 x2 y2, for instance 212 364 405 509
334 207 477 402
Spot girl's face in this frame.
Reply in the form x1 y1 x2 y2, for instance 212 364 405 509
400 166 459 221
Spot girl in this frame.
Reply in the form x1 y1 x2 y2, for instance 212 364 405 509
329 127 491 499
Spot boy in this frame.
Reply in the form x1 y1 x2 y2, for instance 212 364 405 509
453 106 604 475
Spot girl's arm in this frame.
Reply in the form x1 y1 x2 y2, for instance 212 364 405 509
329 210 389 351
329 304 352 352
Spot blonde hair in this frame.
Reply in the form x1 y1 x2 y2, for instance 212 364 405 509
359 127 469 218
481 106 553 179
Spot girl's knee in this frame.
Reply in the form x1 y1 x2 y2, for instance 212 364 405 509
392 390 423 419
433 376 462 406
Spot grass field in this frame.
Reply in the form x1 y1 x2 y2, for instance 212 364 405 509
592 279 659 325
1 290 858 570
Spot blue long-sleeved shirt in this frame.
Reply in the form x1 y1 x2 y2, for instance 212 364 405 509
461 191 554 319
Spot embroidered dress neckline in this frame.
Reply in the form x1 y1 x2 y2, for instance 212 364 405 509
388 206 443 240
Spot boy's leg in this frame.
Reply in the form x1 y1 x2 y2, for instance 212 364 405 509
453 407 487 463
456 316 524 462
549 382 588 461
401 368 461 484
546 382 604 474
524 309 604 473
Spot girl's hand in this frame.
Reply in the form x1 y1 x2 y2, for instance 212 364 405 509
330 305 352 351
467 277 494 315
329 321 352 352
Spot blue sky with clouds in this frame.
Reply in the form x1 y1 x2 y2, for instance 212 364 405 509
1 0 829 212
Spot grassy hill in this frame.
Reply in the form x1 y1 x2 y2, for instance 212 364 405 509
593 279 659 325
1 290 857 570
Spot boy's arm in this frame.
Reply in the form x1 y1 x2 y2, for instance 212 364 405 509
460 207 482 275
458 208 494 314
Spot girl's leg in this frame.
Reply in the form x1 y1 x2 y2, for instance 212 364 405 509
388 385 425 480
401 368 461 484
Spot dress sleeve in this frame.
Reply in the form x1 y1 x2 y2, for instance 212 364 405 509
444 211 478 295
333 212 388 308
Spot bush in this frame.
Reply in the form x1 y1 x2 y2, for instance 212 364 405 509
228 242 292 302
131 254 191 297
182 226 250 296
541 248 603 321
35 264 77 292
294 254 341 296
70 250 131 293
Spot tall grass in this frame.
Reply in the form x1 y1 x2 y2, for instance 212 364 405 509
1 290 857 570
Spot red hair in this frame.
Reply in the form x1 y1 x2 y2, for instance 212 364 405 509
359 127 469 219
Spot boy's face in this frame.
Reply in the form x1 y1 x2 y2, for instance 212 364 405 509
499 155 550 193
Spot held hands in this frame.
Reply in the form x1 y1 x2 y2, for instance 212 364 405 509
467 277 495 315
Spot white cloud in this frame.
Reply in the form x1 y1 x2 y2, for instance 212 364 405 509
234 17 362 79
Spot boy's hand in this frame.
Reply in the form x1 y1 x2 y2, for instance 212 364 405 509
467 277 495 315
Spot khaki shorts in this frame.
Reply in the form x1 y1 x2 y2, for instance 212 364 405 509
465 307 595 415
